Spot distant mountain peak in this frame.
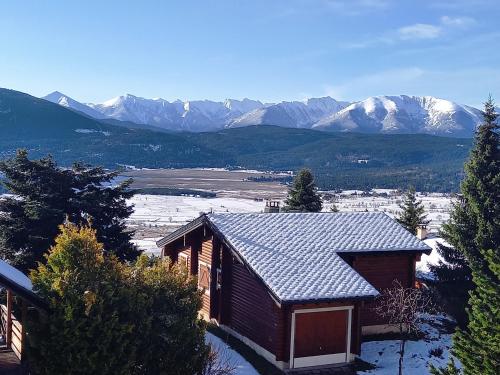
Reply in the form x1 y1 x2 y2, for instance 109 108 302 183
42 91 482 137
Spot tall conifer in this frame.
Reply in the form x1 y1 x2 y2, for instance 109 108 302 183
431 97 500 374
283 168 322 212
396 186 429 235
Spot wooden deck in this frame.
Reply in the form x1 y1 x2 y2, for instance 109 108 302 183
0 348 22 374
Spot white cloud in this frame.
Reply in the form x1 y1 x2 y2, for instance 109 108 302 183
398 24 442 40
440 15 476 28
342 15 477 48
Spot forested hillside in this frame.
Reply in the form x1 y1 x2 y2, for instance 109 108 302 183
0 88 472 191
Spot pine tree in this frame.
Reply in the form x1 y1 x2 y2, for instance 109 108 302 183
0 150 140 272
396 186 429 235
283 169 322 212
430 97 500 374
27 224 139 375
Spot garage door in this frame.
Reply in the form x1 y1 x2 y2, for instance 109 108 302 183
291 307 352 368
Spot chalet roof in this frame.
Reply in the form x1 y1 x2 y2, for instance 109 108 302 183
207 212 430 303
0 259 46 309
157 212 431 303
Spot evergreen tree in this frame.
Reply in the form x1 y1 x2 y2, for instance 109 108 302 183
27 224 209 375
27 224 139 375
396 186 429 235
283 168 322 212
0 150 139 272
430 97 500 374
132 256 208 375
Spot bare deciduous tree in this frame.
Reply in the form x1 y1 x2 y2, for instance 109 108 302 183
375 280 434 375
202 343 237 375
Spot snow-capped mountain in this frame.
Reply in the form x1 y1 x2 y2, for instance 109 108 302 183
43 92 483 137
228 97 349 128
43 91 106 119
313 95 482 137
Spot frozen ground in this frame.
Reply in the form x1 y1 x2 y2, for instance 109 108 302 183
127 191 453 265
206 333 259 375
127 195 265 254
359 315 456 375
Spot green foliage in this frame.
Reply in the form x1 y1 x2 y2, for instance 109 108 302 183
283 169 322 212
0 150 139 273
27 224 139 375
0 88 474 192
430 97 500 374
27 224 209 375
131 255 208 375
396 186 429 235
430 358 461 375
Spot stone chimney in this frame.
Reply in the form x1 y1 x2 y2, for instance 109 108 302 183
416 224 428 240
264 200 280 213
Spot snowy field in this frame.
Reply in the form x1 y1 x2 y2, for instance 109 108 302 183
204 314 455 375
206 333 259 375
127 190 453 263
360 315 456 375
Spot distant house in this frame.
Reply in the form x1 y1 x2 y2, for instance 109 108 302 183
156 212 430 371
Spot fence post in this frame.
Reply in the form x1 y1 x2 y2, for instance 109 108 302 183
6 289 12 348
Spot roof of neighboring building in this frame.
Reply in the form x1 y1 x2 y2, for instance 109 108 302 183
157 212 431 303
0 259 46 309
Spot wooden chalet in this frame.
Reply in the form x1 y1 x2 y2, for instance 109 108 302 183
0 260 46 364
156 212 431 371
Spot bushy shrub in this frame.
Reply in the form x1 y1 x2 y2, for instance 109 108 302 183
26 223 208 375
131 255 208 375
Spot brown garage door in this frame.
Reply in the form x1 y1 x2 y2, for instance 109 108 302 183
292 308 350 368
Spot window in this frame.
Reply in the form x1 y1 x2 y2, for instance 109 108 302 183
216 268 222 290
198 263 211 295
178 252 189 269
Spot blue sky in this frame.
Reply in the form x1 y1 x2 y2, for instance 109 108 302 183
1 0 499 107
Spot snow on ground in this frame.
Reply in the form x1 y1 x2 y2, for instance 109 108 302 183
127 195 265 255
417 236 451 278
127 195 264 228
359 315 455 375
127 191 453 273
206 333 259 375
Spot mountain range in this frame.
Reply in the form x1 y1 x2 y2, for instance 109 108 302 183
43 91 483 137
1 88 473 192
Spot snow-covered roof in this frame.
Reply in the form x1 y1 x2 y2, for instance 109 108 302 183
0 259 46 309
206 212 430 303
0 259 33 292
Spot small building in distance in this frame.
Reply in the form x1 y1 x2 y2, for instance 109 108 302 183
156 212 430 371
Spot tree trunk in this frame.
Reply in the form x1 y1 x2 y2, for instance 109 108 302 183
399 339 406 375
399 324 405 375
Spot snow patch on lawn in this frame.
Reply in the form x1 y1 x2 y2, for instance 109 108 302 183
205 333 259 375
360 315 456 375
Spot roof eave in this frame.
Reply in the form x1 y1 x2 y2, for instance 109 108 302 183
281 293 379 306
156 214 207 248
0 274 48 311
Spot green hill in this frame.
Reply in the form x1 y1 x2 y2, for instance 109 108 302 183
0 88 472 191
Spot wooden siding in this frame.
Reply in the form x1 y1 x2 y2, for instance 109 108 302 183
280 301 361 360
178 248 191 271
200 236 213 265
228 259 279 356
353 254 415 326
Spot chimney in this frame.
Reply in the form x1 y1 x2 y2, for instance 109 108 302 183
416 224 428 240
264 200 280 213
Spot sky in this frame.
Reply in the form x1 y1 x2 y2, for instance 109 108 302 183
0 0 499 107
